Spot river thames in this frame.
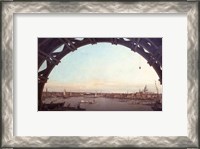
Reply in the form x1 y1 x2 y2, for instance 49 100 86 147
42 96 159 111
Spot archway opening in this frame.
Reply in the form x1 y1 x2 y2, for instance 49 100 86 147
40 42 162 111
44 43 161 93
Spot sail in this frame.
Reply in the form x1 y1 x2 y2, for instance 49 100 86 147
63 89 66 96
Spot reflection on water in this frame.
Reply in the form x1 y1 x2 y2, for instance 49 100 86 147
43 97 158 111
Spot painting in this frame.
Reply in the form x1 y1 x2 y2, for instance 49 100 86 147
38 38 162 111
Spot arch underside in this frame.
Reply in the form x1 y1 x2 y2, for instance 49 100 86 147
38 38 162 110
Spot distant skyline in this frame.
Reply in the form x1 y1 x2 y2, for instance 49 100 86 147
42 43 162 93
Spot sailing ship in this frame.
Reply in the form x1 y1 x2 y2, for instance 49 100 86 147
63 89 66 98
143 85 148 92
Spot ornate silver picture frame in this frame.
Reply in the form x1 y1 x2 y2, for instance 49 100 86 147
1 1 199 148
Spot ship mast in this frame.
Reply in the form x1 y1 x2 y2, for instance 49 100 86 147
63 89 66 96
143 85 148 92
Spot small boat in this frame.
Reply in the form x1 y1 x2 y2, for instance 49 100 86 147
42 102 65 111
80 100 85 103
94 93 98 98
76 102 86 110
151 100 162 111
89 99 95 104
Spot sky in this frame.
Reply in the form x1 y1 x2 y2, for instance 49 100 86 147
41 43 162 93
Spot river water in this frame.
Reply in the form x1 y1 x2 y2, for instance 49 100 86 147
43 96 156 111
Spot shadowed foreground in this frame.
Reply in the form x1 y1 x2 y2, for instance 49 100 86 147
41 93 162 111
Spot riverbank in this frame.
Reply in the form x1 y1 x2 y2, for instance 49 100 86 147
42 91 162 100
